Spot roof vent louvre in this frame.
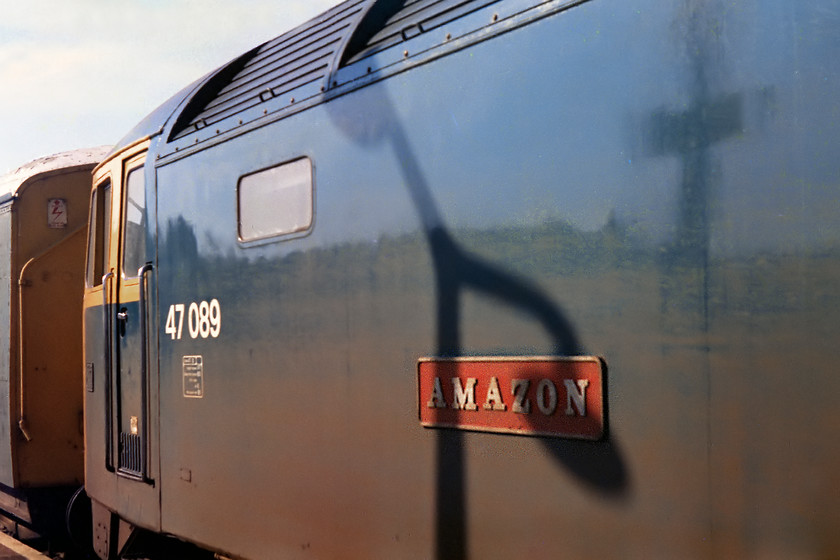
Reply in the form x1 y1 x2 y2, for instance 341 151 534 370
341 0 503 66
166 0 506 145
168 0 367 143
168 46 261 141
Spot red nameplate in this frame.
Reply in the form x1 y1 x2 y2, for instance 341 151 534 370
418 356 605 440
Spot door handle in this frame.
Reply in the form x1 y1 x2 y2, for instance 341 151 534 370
117 308 128 338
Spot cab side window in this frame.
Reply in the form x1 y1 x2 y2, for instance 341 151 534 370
122 165 146 277
86 180 112 287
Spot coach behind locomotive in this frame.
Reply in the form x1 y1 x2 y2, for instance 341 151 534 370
0 147 108 540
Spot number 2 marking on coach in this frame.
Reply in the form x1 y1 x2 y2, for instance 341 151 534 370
165 299 221 340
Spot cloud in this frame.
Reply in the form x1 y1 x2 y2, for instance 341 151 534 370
0 0 336 173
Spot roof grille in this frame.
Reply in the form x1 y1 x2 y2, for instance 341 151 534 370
343 0 503 65
169 0 366 141
167 0 509 144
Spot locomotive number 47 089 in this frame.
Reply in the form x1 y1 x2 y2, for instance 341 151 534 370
164 299 222 340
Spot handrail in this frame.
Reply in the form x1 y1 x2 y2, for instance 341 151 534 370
137 262 154 481
17 258 35 442
102 271 115 471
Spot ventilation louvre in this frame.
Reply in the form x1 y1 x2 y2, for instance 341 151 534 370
167 0 507 144
169 0 367 141
119 432 143 476
343 0 502 65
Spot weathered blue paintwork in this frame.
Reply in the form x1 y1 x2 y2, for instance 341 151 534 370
85 0 840 558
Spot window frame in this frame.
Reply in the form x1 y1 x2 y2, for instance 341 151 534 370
121 156 147 279
85 177 112 288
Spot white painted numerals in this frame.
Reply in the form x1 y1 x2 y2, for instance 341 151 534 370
165 299 221 340
165 304 185 340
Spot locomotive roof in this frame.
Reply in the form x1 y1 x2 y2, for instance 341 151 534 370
113 0 548 160
0 146 111 204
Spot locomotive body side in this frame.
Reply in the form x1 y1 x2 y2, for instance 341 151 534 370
83 0 840 558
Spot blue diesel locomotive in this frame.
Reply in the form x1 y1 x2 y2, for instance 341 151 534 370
79 0 839 558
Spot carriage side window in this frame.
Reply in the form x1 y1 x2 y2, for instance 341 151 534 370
122 165 146 277
86 180 112 287
237 157 313 243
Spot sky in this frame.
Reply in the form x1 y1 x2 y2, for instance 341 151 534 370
0 0 337 175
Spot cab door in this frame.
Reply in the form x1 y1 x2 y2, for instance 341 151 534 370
114 151 153 480
84 140 160 533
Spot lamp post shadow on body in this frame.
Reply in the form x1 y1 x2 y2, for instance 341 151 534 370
327 84 631 560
